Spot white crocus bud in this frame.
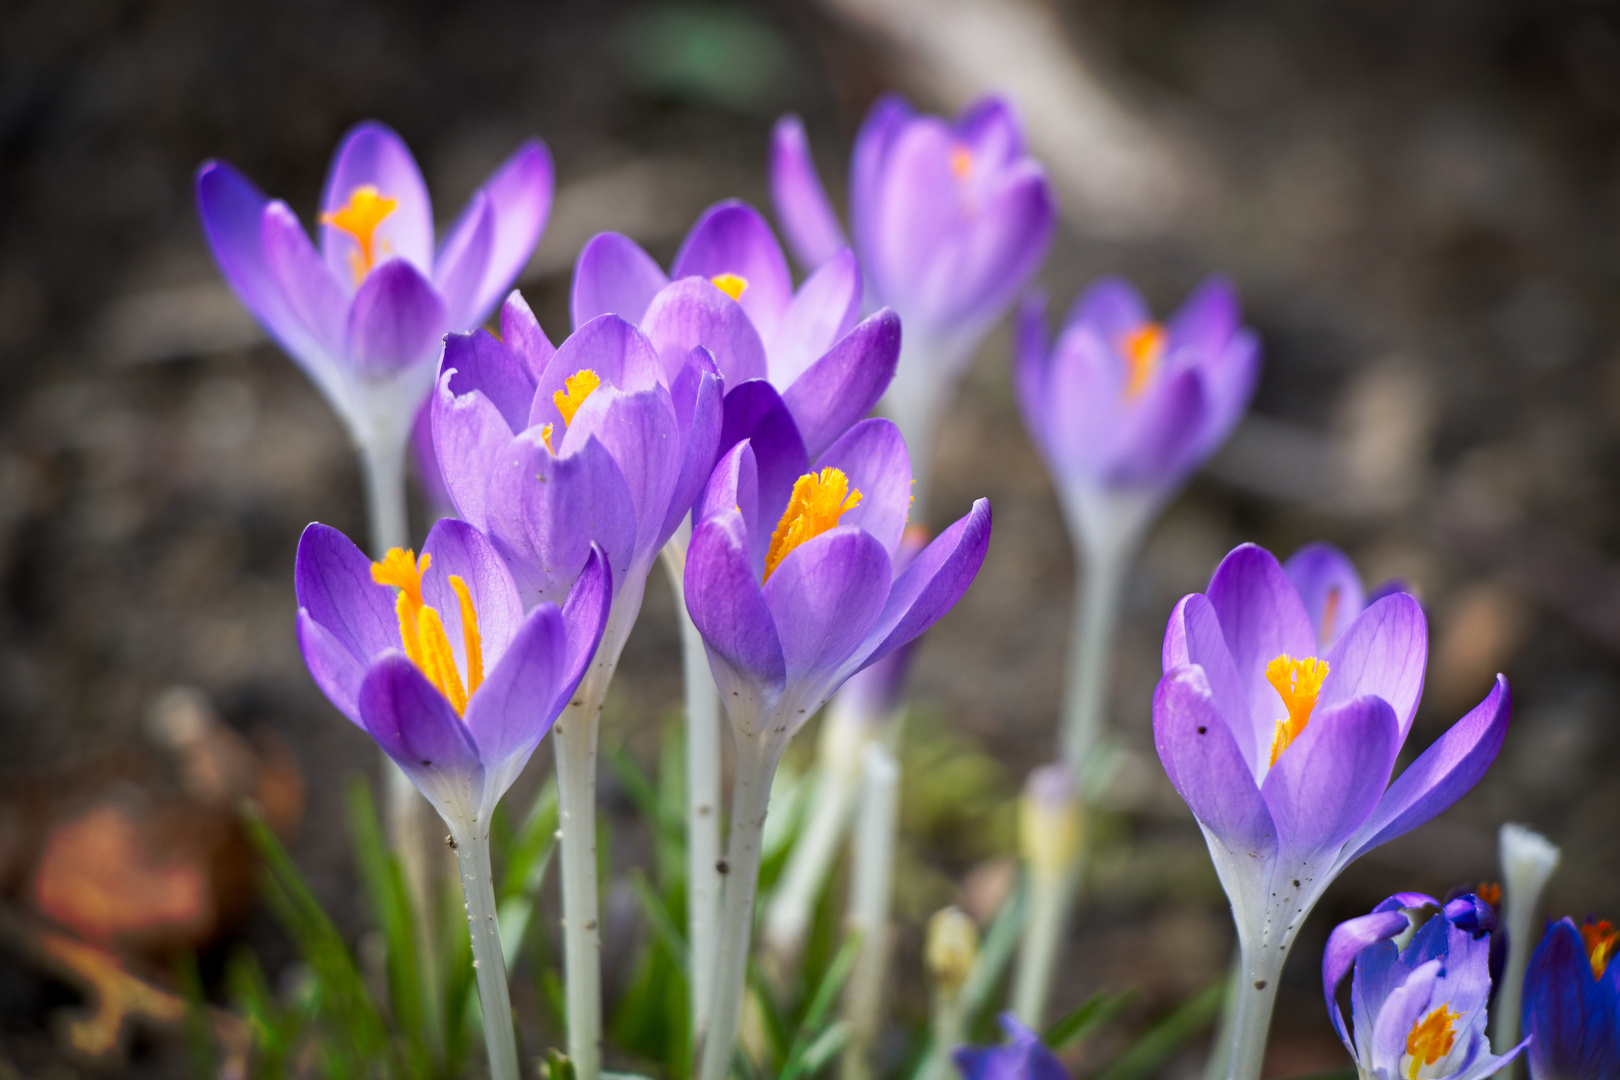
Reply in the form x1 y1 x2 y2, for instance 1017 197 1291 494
1494 823 1562 1078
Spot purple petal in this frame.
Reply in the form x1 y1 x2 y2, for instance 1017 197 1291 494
954 97 1025 165
441 329 536 434
1063 276 1152 346
919 163 1055 330
685 514 786 717
781 308 901 461
1013 293 1054 461
670 200 794 343
1100 366 1207 484
294 522 397 662
1041 325 1125 481
1261 694 1399 858
196 162 325 369
1162 593 1257 772
641 277 769 386
358 655 484 820
560 385 681 560
482 429 639 607
500 290 556 379
1322 908 1414 1047
460 138 553 320
1152 665 1278 859
571 231 668 330
320 121 434 278
859 498 991 666
762 526 891 687
261 201 348 360
297 611 369 726
661 349 725 544
1337 676 1511 867
1284 542 1367 650
462 603 566 777
345 259 447 375
1205 544 1319 757
420 517 525 669
848 93 914 269
432 191 495 331
720 380 810 539
1192 330 1262 463
1524 919 1620 1080
1319 593 1428 741
697 442 763 581
557 545 613 711
768 115 849 271
432 365 523 530
764 247 863 388
1168 276 1240 357
811 417 912 556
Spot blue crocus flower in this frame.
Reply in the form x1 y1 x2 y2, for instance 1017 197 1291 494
953 1014 1067 1080
1523 916 1620 1080
1324 892 1527 1080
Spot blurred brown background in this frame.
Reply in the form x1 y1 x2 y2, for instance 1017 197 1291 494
4 0 1620 1074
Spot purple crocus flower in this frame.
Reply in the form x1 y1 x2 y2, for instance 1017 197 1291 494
571 199 900 463
1154 542 1511 1077
687 418 991 1080
197 121 553 541
1015 276 1260 554
953 1013 1068 1080
1522 916 1620 1080
294 518 609 829
431 290 723 653
1323 892 1526 1080
770 95 1056 506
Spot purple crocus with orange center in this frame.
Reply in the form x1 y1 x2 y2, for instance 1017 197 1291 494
197 121 553 547
570 199 900 464
1324 892 1525 1080
1522 915 1620 1080
770 95 1056 511
686 419 991 1080
1155 542 1511 1080
295 518 609 829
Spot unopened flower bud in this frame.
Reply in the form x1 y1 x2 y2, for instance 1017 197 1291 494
1500 823 1560 908
1019 764 1081 881
925 905 979 995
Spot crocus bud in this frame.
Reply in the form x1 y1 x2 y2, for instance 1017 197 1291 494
926 906 979 997
1019 765 1081 881
1494 823 1562 1069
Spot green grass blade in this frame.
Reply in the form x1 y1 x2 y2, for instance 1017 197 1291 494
1092 979 1226 1080
960 874 1029 1027
1042 988 1137 1052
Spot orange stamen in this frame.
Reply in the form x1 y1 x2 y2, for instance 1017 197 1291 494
1119 322 1167 401
369 548 484 716
763 468 863 581
1405 1005 1460 1079
1476 882 1502 908
554 369 601 428
950 145 973 180
1321 585 1342 645
1584 919 1618 979
320 184 398 284
1266 654 1330 766
711 274 748 301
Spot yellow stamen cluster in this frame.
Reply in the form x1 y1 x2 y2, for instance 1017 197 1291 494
711 273 749 301
370 548 484 716
541 369 601 454
320 184 398 284
1404 1004 1460 1079
763 468 863 581
1584 919 1618 979
1119 322 1168 401
1265 654 1330 767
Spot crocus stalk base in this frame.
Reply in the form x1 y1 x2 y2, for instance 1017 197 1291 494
556 688 607 1080
662 545 723 1039
450 823 521 1080
841 742 900 1080
697 735 785 1080
1223 941 1284 1080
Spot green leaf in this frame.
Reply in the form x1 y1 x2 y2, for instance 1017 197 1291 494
792 1020 851 1078
777 933 863 1080
174 950 215 1080
1042 988 1136 1052
1092 979 1226 1080
960 874 1029 1027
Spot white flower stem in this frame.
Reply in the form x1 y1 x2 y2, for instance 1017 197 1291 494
555 675 609 1080
1058 535 1133 780
763 698 869 971
662 546 724 1041
1495 823 1561 1079
359 431 443 1054
840 742 900 1080
1202 948 1243 1080
450 822 521 1080
1223 940 1284 1080
1010 865 1077 1025
697 733 783 1080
